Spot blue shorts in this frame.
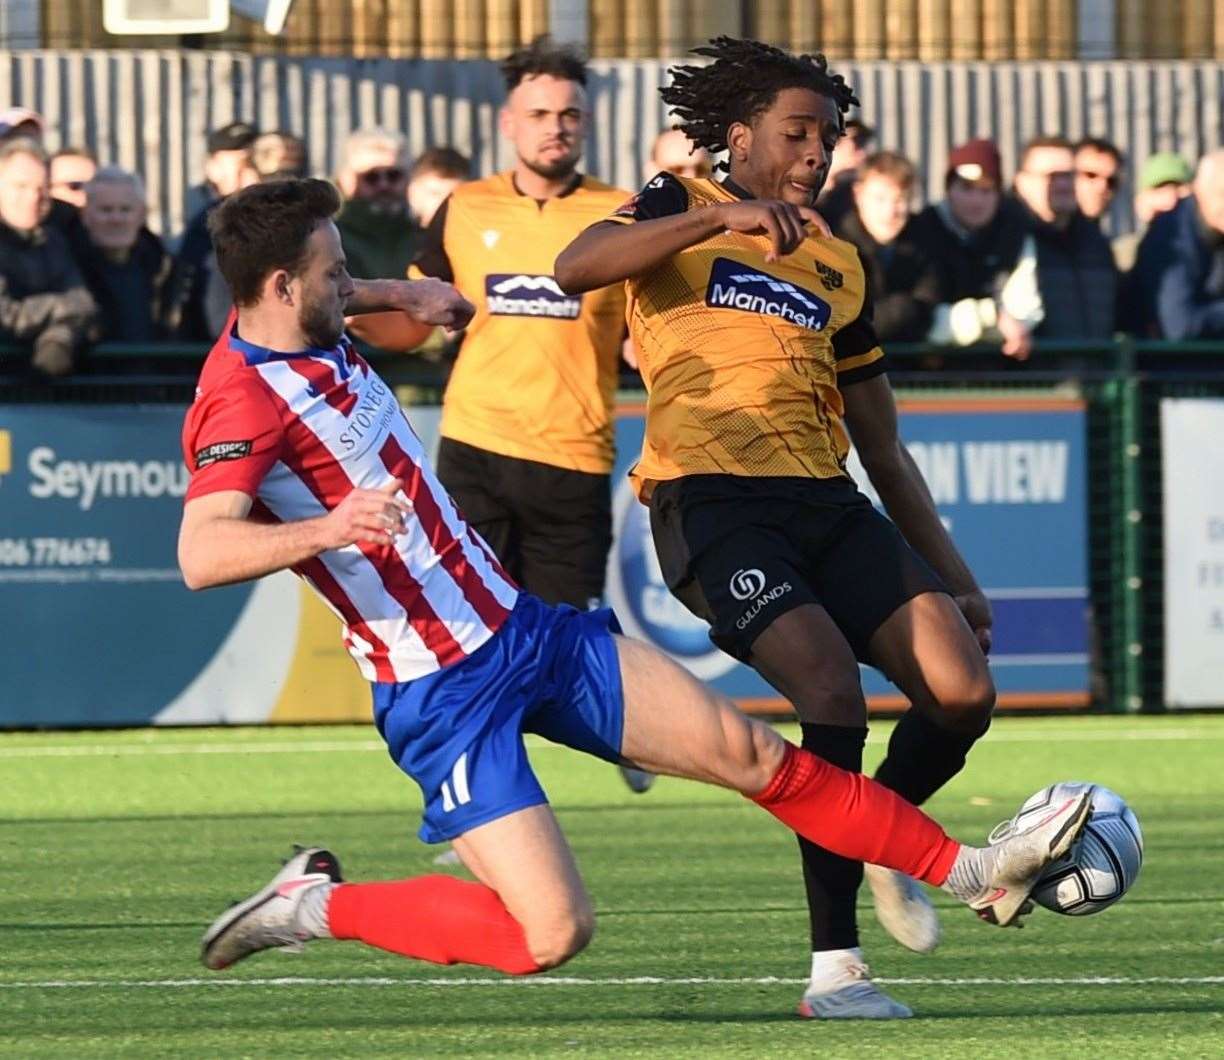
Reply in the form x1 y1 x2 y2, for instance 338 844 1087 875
372 593 626 843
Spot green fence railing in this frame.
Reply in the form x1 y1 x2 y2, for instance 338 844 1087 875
3 338 1222 712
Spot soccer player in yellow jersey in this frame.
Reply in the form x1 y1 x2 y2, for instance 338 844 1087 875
404 39 651 794
557 38 996 1019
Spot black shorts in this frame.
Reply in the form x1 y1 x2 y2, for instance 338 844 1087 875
649 474 948 664
436 438 612 610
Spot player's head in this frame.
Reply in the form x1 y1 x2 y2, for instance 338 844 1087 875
500 36 589 181
209 178 353 349
660 36 858 207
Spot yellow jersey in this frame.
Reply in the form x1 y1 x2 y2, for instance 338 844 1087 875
411 172 628 474
603 173 886 499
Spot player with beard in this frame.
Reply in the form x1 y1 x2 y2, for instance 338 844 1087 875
556 37 997 1019
381 38 649 793
183 178 1089 991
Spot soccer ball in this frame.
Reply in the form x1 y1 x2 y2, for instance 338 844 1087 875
990 781 1144 916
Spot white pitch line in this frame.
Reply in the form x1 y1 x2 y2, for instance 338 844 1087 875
0 728 1221 760
0 975 1221 990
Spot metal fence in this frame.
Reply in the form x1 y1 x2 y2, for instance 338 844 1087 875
1 51 1221 237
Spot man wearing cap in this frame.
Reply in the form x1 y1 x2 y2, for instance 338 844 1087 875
1128 149 1224 340
1013 136 1117 342
909 138 1042 359
334 129 422 284
0 107 45 144
1113 153 1194 274
167 121 260 340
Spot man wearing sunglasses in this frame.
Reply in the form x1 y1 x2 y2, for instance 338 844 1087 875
1074 137 1124 227
1013 135 1117 342
334 129 422 285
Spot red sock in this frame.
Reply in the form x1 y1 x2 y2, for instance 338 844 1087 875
327 875 541 975
751 742 961 885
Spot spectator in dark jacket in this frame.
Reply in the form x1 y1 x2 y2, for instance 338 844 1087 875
70 167 171 342
335 128 422 281
1130 150 1224 340
0 138 97 375
834 151 938 343
1014 136 1117 340
166 123 259 340
908 138 1042 359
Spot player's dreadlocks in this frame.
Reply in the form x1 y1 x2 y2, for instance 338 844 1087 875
661 37 859 170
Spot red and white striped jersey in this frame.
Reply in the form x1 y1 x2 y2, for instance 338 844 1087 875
181 318 519 683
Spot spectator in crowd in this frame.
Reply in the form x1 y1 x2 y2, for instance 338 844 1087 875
0 106 45 144
0 138 97 376
1129 149 1224 340
70 167 170 342
49 146 97 209
1013 136 1116 340
252 131 307 181
1073 137 1124 225
817 118 874 229
167 122 259 340
406 146 471 228
645 128 712 181
909 138 1041 359
834 150 939 343
1113 152 1194 273
182 121 260 224
335 128 421 280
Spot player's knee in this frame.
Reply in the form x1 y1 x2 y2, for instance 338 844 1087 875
935 668 996 734
527 906 596 970
792 686 867 727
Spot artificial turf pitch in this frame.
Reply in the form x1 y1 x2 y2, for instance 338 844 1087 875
1 714 1221 1058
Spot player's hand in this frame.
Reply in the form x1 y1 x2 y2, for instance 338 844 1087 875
954 589 994 656
716 200 828 262
319 479 411 549
400 279 476 332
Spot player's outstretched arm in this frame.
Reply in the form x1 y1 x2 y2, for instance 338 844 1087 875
555 199 827 294
842 374 993 652
344 278 475 354
177 481 408 590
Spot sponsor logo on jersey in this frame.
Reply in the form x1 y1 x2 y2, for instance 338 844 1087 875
194 440 252 468
337 377 397 454
485 274 583 319
705 257 832 331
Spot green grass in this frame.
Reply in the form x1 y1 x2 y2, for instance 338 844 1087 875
1 715 1222 1058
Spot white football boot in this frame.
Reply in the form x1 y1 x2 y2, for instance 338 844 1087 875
201 846 343 970
964 789 1092 926
864 864 941 954
797 949 912 1020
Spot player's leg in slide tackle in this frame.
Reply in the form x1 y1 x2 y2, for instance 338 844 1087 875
201 603 1088 985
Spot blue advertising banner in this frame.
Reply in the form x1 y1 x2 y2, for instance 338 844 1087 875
605 397 1090 711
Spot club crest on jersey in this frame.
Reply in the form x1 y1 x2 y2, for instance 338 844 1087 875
485 274 582 319
705 257 832 331
814 260 844 291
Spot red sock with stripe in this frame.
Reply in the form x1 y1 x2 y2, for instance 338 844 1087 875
751 742 961 885
326 875 541 975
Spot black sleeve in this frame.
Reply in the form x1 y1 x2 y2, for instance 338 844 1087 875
833 282 889 387
609 172 690 223
411 197 454 282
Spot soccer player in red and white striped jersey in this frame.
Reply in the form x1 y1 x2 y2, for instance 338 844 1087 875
182 179 1089 994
